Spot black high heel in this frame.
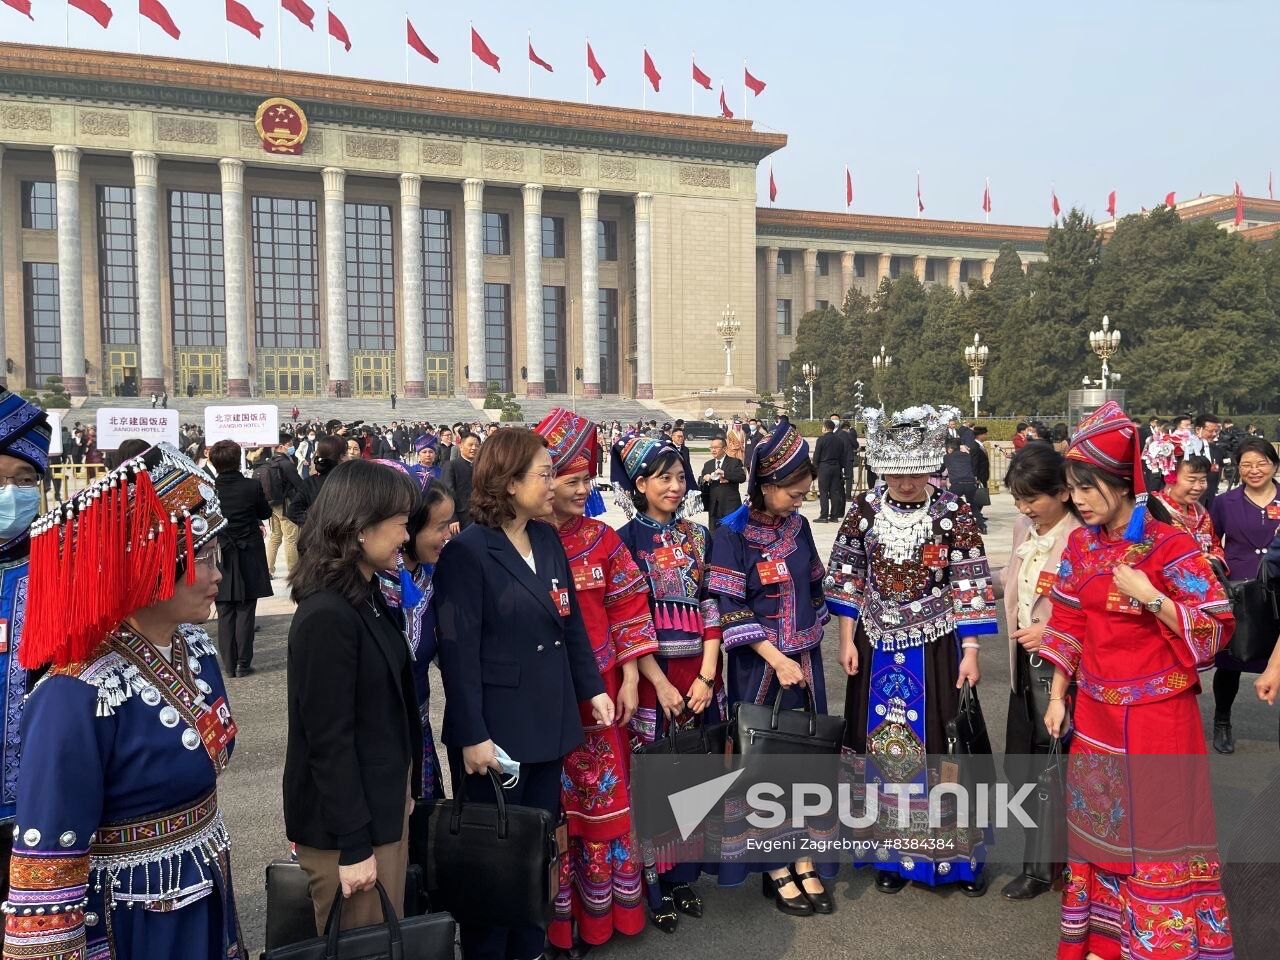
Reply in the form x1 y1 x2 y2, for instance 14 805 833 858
670 883 703 918
791 868 834 914
651 894 679 933
762 871 813 916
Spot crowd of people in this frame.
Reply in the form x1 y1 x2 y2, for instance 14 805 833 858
0 387 1276 960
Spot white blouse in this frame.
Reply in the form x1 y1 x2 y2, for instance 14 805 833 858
1014 514 1073 631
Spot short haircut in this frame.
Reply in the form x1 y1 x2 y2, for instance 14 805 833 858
404 480 455 564
1005 444 1069 502
1236 437 1280 467
1195 413 1221 428
1016 422 1029 432
1179 455 1212 475
208 439 242 473
823 419 835 431
117 438 150 462
973 426 989 437
469 428 549 528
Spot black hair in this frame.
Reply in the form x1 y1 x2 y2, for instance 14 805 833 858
945 438 961 452
631 449 686 513
311 435 348 476
1004 445 1080 522
404 480 455 564
973 426 989 437
1194 413 1221 429
1178 454 1212 476
1052 423 1069 443
1237 437 1280 467
822 419 835 431
1064 460 1173 526
1015 421 1029 432
748 459 816 511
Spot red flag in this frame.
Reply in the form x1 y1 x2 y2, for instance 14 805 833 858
1051 189 1061 217
643 49 662 92
471 27 500 72
1106 189 1117 218
2 0 33 18
768 164 777 203
327 9 350 51
845 167 853 209
70 0 113 27
528 39 552 73
225 0 263 37
587 42 606 85
407 18 437 63
981 180 992 214
744 66 766 96
692 59 712 90
1234 181 1245 226
916 172 924 214
1164 190 1176 209
139 0 180 38
718 85 733 119
281 0 313 29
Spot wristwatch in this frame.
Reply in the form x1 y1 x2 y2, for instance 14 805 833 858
1143 595 1165 613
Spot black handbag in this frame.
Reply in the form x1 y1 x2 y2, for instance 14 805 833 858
633 714 731 840
971 483 992 508
730 686 844 792
1226 560 1280 663
944 680 997 791
422 769 558 929
1025 653 1075 752
264 881 455 960
1023 737 1067 885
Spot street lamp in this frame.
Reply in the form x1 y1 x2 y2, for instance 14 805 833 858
871 344 892 407
801 362 820 421
1087 314 1121 391
963 332 989 419
716 305 741 387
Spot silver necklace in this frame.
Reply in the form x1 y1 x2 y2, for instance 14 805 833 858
873 498 933 564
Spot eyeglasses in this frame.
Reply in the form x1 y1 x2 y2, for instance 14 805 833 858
0 475 39 489
192 547 221 572
523 470 555 485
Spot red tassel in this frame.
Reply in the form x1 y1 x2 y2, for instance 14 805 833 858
184 514 196 585
20 522 56 668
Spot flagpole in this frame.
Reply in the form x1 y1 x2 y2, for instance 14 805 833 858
65 0 70 47
985 176 990 224
642 47 646 110
742 59 748 119
528 31 532 97
276 0 282 69
136 7 142 55
224 19 231 65
326 9 332 76
468 20 474 91
584 37 589 104
405 14 410 84
690 51 695 115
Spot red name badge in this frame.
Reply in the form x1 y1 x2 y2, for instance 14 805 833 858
1035 571 1057 596
0 618 8 655
1105 590 1142 615
1267 503 1280 521
922 545 949 569
653 546 687 570
572 562 606 592
757 560 791 584
196 696 238 753
551 580 571 617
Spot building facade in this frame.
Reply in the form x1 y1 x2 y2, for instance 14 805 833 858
1 42 1048 404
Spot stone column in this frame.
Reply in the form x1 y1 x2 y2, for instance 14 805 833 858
876 252 892 290
947 256 962 291
219 159 251 397
521 183 545 398
52 146 86 395
132 152 165 395
399 174 425 398
802 248 817 314
839 251 854 307
321 167 349 396
634 193 654 399
763 245 778 393
463 178 486 398
579 188 601 397
981 258 996 285
914 255 927 283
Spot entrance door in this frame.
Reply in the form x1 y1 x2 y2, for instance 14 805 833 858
259 351 320 398
177 350 224 397
353 353 395 397
425 354 453 397
106 348 139 397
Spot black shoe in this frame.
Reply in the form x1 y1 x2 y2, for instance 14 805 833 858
792 869 834 914
960 873 988 898
816 516 829 522
650 895 679 933
236 665 255 677
227 666 237 678
875 870 908 894
670 883 703 918
762 872 813 916
1000 874 1051 901
567 943 592 960
1213 721 1235 755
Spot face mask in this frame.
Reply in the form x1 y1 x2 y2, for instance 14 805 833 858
0 486 41 541
285 446 295 457
307 434 316 442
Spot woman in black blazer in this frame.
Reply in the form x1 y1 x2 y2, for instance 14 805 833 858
284 458 423 935
210 438 273 675
434 428 613 960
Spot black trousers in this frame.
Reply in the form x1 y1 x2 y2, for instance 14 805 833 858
215 598 257 669
817 464 844 520
450 752 563 960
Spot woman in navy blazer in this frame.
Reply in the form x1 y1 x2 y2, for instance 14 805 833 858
434 428 612 960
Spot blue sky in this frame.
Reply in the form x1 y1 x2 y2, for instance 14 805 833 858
5 0 1277 224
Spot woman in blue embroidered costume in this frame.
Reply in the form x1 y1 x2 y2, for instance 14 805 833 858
825 405 998 897
4 443 244 960
706 417 836 916
614 435 726 933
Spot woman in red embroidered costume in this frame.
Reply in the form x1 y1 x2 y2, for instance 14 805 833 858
1143 428 1227 569
534 410 658 959
3 444 245 960
1042 402 1235 960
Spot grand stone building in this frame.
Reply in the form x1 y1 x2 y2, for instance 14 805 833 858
0 43 1048 404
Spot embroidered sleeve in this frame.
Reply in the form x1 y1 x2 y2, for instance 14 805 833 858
1041 540 1087 677
1158 543 1234 669
803 520 830 616
824 503 867 620
602 529 659 665
947 500 999 638
3 678 106 960
707 529 766 650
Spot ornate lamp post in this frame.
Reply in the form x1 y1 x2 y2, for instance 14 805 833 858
801 361 820 421
963 332 989 419
1087 314 1121 390
716 305 740 387
871 344 892 407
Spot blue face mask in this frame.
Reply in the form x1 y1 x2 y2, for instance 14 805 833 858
0 486 41 542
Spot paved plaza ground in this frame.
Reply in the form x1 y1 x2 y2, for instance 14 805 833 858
218 489 1280 960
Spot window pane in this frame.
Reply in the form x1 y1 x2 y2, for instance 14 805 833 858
597 220 618 263
169 190 226 347
542 285 566 392
21 181 57 230
598 287 618 394
344 202 395 350
23 262 61 387
776 299 792 336
421 208 454 354
483 283 511 391
252 196 320 348
97 186 139 345
483 212 509 256
541 216 565 259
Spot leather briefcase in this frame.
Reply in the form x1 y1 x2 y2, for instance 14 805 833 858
634 714 731 839
945 680 997 792
1226 560 1280 663
1023 738 1067 885
423 769 558 929
264 881 455 960
730 686 844 789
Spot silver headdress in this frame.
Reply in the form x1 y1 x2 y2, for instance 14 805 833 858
863 404 960 475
